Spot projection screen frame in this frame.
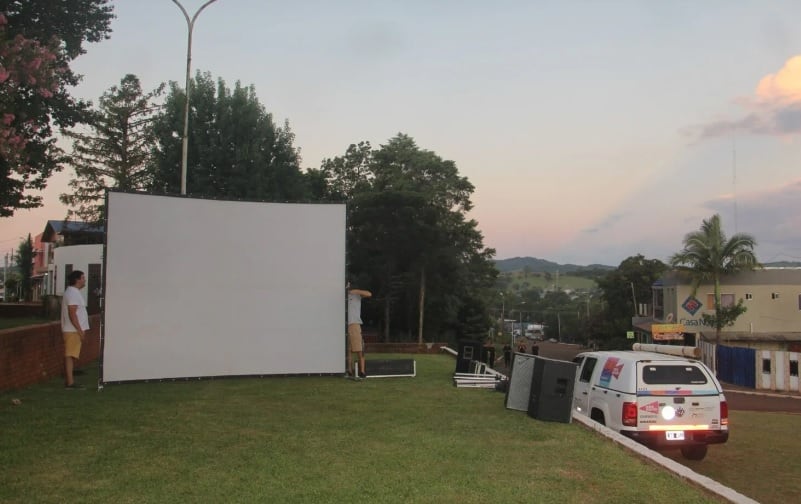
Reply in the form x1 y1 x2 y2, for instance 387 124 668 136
98 190 347 389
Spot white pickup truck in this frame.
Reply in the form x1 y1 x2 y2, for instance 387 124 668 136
572 344 728 460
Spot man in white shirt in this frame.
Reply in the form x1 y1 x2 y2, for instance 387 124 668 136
346 282 372 379
61 270 90 389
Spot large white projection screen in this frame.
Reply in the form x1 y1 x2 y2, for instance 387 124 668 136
102 192 346 383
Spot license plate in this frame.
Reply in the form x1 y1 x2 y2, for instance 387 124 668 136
666 431 685 441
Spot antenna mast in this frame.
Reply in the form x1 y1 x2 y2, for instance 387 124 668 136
732 137 738 233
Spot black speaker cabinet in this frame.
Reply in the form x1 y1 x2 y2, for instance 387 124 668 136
505 352 537 411
455 340 482 373
527 356 577 423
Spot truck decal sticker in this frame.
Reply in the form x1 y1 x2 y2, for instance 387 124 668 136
599 357 623 387
640 401 659 414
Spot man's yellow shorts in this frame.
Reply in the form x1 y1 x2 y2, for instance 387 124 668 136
63 331 82 359
347 323 363 352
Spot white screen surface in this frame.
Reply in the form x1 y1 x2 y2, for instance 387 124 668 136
102 192 346 382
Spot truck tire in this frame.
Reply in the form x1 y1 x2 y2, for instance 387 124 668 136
680 445 708 461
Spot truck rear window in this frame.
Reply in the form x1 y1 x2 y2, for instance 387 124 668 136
642 365 708 385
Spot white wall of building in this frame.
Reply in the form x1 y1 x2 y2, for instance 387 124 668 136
51 244 103 297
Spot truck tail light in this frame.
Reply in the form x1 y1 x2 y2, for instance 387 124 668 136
720 401 729 426
622 402 638 427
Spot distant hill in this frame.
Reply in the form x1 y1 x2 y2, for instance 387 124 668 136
494 256 615 274
495 257 801 274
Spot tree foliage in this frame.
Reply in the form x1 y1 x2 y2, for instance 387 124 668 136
60 74 163 224
0 1 114 216
149 72 309 201
322 134 497 343
15 233 33 301
670 214 759 345
594 254 667 349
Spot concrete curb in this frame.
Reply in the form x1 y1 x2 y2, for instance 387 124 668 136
572 413 758 504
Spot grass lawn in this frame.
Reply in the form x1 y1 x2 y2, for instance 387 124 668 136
1 355 721 503
666 410 801 504
503 272 597 292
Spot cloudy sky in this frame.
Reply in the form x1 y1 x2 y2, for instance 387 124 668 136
2 0 801 266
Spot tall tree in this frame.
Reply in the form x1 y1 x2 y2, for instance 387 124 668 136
60 74 164 223
149 72 309 201
596 254 666 349
15 233 33 301
336 134 497 343
670 214 759 347
0 1 114 216
314 141 373 201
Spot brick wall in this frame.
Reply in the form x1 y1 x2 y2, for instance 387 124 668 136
0 315 100 392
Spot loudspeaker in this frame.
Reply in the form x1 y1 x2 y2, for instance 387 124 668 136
455 340 482 373
527 356 577 423
505 352 537 411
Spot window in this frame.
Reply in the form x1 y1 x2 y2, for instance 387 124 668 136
579 357 597 383
772 292 780 300
762 359 771 374
706 293 735 309
64 264 73 290
745 293 752 300
798 294 801 310
642 365 708 385
653 288 664 320
790 361 799 378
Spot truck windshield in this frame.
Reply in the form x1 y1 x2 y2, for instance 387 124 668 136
642 365 708 385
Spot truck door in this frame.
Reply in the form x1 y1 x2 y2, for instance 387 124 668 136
573 356 598 415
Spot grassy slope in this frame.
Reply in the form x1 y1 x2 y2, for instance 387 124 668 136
503 271 598 292
1 356 719 504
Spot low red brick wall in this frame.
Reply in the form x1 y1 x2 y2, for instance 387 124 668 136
365 342 448 354
0 315 100 392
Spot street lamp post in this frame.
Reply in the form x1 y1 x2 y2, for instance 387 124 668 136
499 292 504 343
171 0 219 195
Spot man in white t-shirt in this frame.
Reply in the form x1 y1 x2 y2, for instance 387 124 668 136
61 270 90 389
346 282 372 379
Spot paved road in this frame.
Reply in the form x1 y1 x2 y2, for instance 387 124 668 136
723 389 801 413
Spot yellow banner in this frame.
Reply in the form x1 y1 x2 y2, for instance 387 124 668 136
652 323 685 341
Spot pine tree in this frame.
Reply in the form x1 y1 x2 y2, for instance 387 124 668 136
60 74 163 224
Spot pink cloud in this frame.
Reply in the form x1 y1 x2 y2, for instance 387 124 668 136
755 55 801 105
695 55 801 138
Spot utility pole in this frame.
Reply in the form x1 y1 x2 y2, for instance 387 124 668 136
3 252 7 301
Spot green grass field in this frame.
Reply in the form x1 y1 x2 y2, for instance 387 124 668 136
666 410 801 504
503 271 597 292
0 355 734 503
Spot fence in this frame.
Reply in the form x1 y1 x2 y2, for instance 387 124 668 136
701 340 799 393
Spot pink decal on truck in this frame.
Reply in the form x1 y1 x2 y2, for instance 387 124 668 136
600 358 623 386
640 401 659 414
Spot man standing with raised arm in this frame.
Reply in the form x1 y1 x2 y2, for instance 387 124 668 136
346 282 372 379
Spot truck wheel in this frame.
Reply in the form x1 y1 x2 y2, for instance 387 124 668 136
680 445 708 461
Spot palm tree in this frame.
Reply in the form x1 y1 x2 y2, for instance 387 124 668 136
670 214 759 349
